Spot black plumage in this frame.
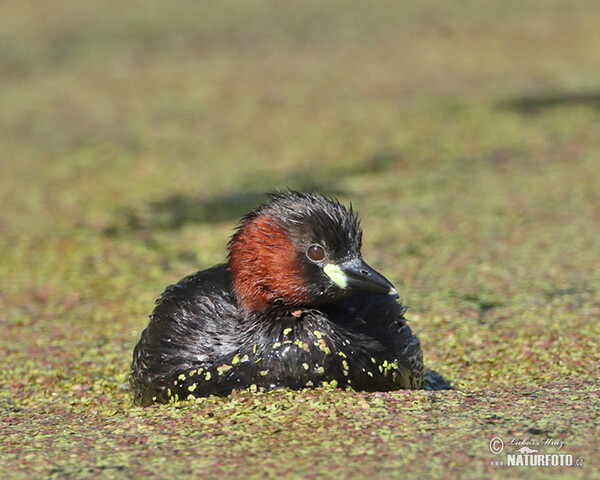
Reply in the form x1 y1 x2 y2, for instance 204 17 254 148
131 192 425 406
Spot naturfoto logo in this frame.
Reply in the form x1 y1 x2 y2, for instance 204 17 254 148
488 436 584 468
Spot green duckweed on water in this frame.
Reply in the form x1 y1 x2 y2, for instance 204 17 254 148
1 1 600 478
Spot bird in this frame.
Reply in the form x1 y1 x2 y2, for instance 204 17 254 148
131 191 425 406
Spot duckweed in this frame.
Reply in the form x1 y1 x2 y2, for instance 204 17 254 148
3 2 600 478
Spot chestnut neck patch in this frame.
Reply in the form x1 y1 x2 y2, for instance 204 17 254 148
228 214 311 312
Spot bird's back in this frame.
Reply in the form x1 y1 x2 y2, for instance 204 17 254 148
131 266 424 405
131 264 244 405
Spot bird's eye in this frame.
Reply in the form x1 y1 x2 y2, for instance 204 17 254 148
306 244 325 262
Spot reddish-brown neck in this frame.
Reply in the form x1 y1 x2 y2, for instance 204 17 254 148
228 214 311 312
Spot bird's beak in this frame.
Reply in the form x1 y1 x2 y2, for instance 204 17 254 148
324 258 398 297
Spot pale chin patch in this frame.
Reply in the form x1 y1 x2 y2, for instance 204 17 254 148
323 264 348 289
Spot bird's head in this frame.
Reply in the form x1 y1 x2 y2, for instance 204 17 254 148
227 191 397 312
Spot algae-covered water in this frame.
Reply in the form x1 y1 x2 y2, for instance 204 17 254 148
1 1 599 478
